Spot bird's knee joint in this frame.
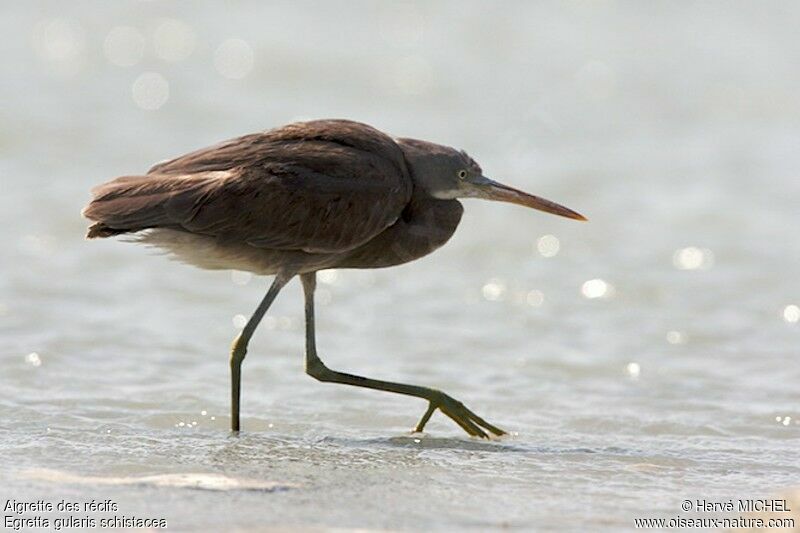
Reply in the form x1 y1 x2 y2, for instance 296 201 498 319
306 359 329 381
230 345 247 365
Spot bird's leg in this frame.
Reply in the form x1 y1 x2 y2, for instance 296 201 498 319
300 273 505 439
230 274 290 432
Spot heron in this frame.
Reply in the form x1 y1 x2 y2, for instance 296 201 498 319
82 119 585 439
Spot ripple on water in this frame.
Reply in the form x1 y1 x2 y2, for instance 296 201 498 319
20 468 295 492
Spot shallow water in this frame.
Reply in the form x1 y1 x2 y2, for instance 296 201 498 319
1 2 799 531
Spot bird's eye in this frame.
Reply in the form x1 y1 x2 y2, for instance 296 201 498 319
457 170 468 179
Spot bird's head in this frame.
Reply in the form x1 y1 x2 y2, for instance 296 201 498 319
397 138 586 221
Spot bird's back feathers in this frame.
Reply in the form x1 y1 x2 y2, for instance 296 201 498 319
82 120 414 254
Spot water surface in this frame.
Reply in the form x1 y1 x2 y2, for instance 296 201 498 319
1 2 799 530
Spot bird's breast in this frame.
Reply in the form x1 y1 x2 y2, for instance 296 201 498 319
334 197 463 269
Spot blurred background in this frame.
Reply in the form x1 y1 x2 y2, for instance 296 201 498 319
1 1 798 531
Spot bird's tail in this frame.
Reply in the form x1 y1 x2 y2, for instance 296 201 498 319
82 174 193 239
82 171 230 239
82 176 159 239
84 222 128 239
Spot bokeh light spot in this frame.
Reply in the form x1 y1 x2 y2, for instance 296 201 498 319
782 304 800 324
536 234 560 258
32 19 86 75
526 289 545 307
673 247 714 270
131 72 169 110
581 278 614 299
214 38 254 79
482 278 507 301
666 330 686 344
232 314 247 329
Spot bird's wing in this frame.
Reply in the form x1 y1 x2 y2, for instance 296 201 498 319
84 120 413 254
148 119 407 176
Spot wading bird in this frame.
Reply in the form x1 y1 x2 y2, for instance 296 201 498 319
83 119 585 438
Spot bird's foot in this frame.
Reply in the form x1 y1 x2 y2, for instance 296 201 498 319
414 392 506 439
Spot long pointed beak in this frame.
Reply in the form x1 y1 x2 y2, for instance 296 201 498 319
472 177 587 221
